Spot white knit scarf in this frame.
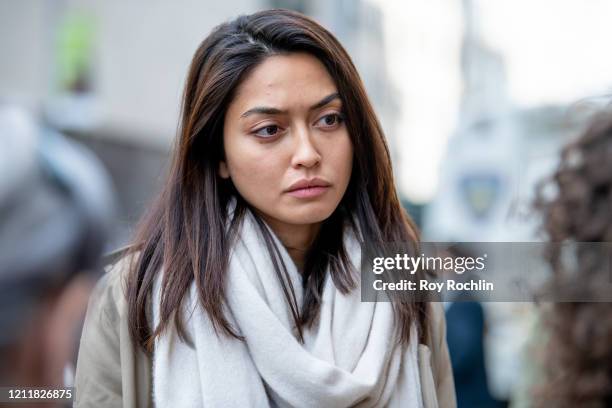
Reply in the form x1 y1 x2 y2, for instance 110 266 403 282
152 209 423 407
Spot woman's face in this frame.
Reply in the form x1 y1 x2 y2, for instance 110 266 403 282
221 52 353 230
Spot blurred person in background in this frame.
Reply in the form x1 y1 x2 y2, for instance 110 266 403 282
75 9 455 408
0 106 114 400
442 247 505 408
530 110 612 407
446 301 504 408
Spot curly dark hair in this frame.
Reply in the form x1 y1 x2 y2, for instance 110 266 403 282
534 110 612 407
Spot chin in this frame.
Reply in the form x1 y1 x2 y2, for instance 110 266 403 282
284 201 338 225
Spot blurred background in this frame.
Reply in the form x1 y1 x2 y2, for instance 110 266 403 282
2 0 612 405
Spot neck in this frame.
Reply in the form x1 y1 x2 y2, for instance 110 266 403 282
259 216 321 273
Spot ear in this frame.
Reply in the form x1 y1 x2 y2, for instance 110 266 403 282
219 161 230 179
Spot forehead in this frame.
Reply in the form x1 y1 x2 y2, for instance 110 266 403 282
230 53 338 111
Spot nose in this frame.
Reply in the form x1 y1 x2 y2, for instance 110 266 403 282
290 125 321 169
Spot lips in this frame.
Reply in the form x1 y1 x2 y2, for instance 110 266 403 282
286 177 331 192
285 177 331 198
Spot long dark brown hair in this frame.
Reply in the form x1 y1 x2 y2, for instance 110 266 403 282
125 9 425 352
534 110 612 407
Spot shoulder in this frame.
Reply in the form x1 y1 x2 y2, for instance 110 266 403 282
424 302 457 407
425 302 449 373
75 253 148 407
77 253 136 359
427 302 446 340
88 255 134 324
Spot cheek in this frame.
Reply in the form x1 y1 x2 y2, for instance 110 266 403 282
326 132 354 181
224 139 285 194
232 160 278 187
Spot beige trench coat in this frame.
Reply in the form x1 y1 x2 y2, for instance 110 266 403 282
75 263 456 407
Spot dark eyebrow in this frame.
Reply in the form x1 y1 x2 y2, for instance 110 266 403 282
310 92 341 111
240 92 341 118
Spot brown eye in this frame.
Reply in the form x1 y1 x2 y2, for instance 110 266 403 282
316 113 344 129
254 125 280 138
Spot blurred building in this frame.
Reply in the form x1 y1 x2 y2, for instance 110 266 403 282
422 0 591 403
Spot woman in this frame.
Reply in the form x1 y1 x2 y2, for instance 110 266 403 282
75 9 455 407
